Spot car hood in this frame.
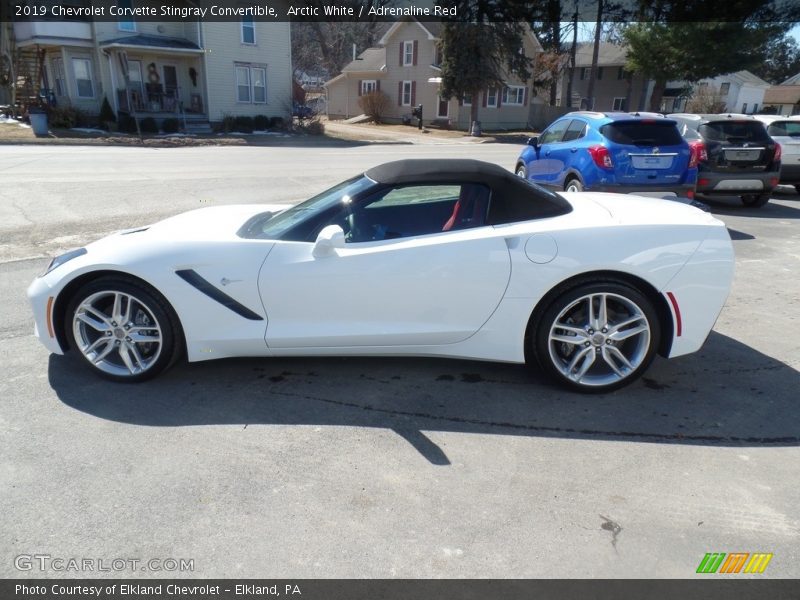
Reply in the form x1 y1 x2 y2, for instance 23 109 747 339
134 204 290 242
560 192 724 228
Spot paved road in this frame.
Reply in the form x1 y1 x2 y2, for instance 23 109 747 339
1 144 798 578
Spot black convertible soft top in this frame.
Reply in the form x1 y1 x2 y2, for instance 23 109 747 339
365 159 572 222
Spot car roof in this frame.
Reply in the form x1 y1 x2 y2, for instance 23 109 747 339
366 159 514 186
669 113 761 124
364 159 572 217
560 111 675 125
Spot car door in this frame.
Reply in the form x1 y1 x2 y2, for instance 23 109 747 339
528 119 571 188
259 183 512 349
553 119 588 188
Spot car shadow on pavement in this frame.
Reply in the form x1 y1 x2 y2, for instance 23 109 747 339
48 331 799 465
707 197 800 219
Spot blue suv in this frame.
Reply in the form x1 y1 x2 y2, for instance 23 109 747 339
515 112 699 199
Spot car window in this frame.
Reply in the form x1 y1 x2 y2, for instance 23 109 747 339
767 121 800 137
561 120 587 142
539 120 570 144
599 121 684 146
346 183 490 242
699 121 770 144
242 175 374 241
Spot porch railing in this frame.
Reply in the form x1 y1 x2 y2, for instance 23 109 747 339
117 85 186 114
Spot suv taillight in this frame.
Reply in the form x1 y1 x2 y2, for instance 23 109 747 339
774 142 782 162
688 140 707 168
588 145 613 169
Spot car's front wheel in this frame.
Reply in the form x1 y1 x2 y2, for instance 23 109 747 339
515 164 527 179
66 276 182 382
740 193 770 207
533 282 661 393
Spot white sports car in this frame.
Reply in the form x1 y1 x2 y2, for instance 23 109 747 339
28 159 734 392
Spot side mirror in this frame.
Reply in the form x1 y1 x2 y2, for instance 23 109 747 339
312 224 346 258
527 136 539 147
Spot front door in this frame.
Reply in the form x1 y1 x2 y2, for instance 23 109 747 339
437 96 449 118
258 183 511 349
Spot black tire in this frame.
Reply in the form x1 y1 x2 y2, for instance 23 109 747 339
515 163 527 179
740 193 770 207
794 185 800 195
532 281 661 393
65 276 182 382
564 177 584 193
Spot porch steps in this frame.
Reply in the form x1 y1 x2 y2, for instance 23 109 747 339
183 120 212 134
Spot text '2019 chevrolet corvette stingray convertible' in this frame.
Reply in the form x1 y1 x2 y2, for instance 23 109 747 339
28 159 734 392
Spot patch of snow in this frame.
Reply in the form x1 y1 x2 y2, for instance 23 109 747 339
157 133 196 138
70 127 107 134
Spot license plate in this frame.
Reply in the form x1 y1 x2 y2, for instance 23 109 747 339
724 149 761 161
631 155 673 170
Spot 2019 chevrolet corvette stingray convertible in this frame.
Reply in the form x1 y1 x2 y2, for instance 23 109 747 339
28 159 734 392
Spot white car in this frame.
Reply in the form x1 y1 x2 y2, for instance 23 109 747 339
28 160 734 393
753 114 800 192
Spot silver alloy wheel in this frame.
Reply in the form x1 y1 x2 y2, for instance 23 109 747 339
547 292 651 387
72 290 163 377
566 180 582 192
516 166 526 178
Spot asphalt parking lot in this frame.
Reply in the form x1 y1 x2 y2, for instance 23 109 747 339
1 143 798 578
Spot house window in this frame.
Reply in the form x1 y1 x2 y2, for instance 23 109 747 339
753 103 759 113
597 67 603 80
117 0 135 31
241 16 256 44
720 82 730 95
617 66 626 80
580 67 589 80
486 88 498 108
72 58 94 98
433 44 442 67
462 92 472 106
52 57 66 96
236 65 251 102
741 102 748 113
252 67 266 103
361 80 377 95
403 41 414 66
503 85 525 106
236 64 267 103
612 97 626 111
401 80 412 106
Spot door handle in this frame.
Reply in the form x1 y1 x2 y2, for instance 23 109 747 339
545 151 551 156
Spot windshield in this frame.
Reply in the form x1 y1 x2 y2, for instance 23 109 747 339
699 121 770 144
239 175 375 240
767 121 800 137
600 121 684 146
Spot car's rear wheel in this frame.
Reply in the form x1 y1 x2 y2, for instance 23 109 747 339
740 193 770 207
515 164 527 178
795 185 800 195
66 277 182 382
533 282 660 393
564 178 584 193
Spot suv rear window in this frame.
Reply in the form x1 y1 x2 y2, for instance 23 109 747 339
599 121 683 146
698 121 770 144
767 121 800 137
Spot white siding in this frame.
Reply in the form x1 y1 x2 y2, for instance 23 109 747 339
201 21 292 122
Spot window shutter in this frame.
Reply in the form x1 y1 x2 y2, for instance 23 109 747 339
413 40 418 66
376 80 380 92
411 81 416 106
398 81 402 105
482 90 487 107
497 88 502 108
399 43 404 66
358 80 362 96
523 86 528 106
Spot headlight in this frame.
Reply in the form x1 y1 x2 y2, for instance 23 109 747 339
41 248 87 276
